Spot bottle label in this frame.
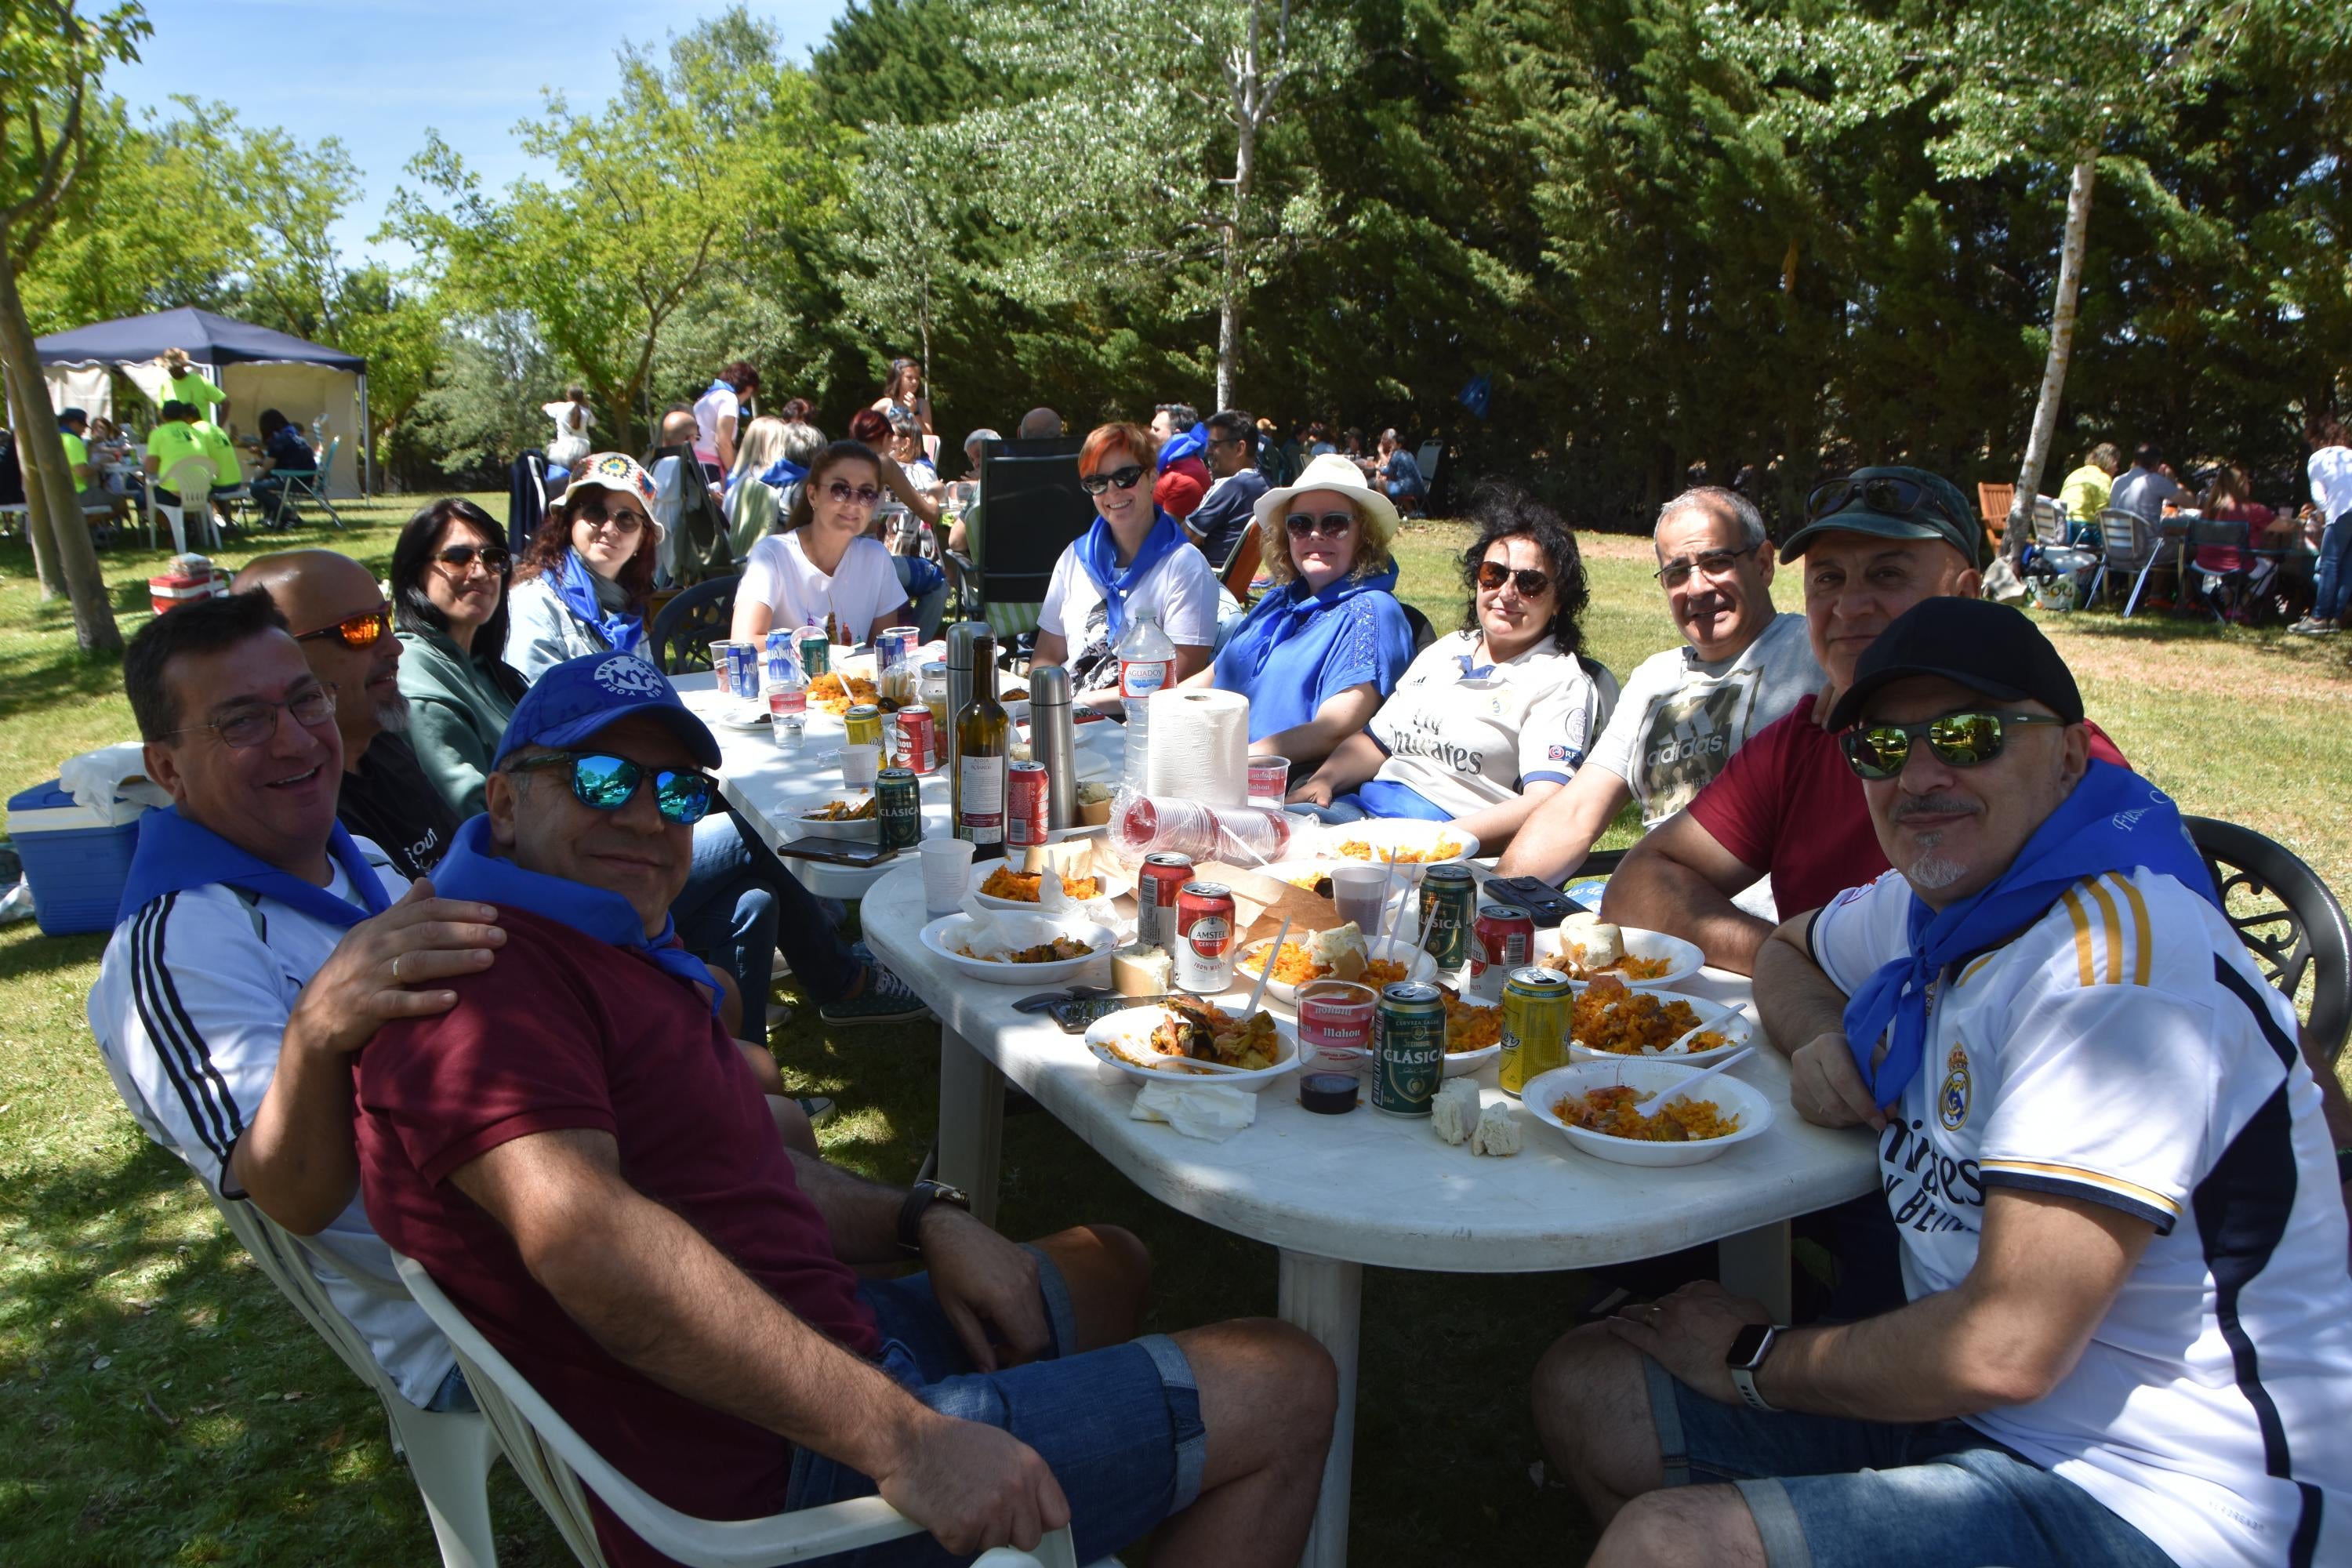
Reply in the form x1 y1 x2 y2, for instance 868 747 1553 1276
958 755 1004 842
1120 659 1173 700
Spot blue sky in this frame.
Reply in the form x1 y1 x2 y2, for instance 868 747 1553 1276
106 0 850 267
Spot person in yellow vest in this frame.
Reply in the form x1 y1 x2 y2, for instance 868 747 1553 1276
56 407 96 496
159 347 227 421
143 401 235 536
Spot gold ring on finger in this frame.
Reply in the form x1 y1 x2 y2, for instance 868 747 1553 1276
391 954 401 984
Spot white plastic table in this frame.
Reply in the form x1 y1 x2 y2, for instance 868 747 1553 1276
858 862 1882 1568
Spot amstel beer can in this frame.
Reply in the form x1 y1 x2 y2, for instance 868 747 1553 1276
1371 982 1446 1116
1497 966 1573 1098
1173 881 1237 994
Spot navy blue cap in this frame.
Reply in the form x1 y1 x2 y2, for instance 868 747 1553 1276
58 407 89 427
494 651 720 769
1825 597 2083 731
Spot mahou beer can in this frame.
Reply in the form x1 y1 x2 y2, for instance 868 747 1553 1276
1173 881 1237 994
1468 903 1535 1004
897 705 938 773
1136 852 1195 951
1498 966 1573 1097
844 703 884 750
876 768 921 850
1418 864 1477 969
1007 761 1049 850
1371 982 1446 1116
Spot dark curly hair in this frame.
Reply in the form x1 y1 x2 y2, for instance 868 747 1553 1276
391 499 529 700
517 475 659 616
1455 482 1590 656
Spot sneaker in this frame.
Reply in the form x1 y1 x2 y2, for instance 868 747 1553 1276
797 1094 838 1126
818 963 932 1026
2288 617 2340 636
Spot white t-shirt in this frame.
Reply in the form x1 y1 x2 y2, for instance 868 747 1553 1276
542 400 593 461
1585 612 1817 826
2308 445 2352 524
1811 867 2352 1568
741 530 905 639
86 840 458 1407
1039 539 1218 689
1367 631 1620 818
691 383 739 462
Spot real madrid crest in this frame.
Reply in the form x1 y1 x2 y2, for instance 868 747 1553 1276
1938 1041 1971 1132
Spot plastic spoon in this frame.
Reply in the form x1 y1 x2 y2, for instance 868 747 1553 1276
1243 914 1293 1018
1633 1046 1756 1109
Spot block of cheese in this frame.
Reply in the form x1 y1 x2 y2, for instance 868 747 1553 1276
1112 943 1172 997
1431 1078 1481 1145
1470 1102 1523 1156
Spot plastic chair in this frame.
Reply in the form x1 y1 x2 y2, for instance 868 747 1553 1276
209 1197 502 1566
650 574 741 676
392 1254 1081 1568
262 437 345 530
148 455 220 554
2186 817 2351 1063
2186 517 2257 622
2086 508 2160 614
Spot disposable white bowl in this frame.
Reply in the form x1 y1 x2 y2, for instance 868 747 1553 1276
1564 988 1753 1067
1084 1003 1301 1093
1529 925 1704 989
1234 935 1438 1005
794 796 878 841
1436 996 1504 1079
1319 820 1480 884
917 913 1116 985
964 859 1123 912
1522 1059 1774 1167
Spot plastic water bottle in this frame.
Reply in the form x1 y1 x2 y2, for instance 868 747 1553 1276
764 639 808 748
1116 612 1175 793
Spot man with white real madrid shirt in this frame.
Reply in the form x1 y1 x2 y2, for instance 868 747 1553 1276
1532 597 2351 1568
86 589 505 1409
1498 485 1815 886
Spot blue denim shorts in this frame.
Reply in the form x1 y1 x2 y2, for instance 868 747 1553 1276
1643 1358 2176 1568
786 1247 1206 1565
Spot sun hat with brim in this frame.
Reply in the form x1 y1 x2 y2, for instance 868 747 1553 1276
568 451 666 541
1252 451 1401 550
1777 466 1985 568
1824 597 2083 731
495 650 720 769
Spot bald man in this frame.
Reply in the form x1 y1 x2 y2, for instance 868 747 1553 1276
1017 407 1064 440
236 551 459 880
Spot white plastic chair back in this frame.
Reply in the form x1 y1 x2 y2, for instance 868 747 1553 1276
2098 508 2152 568
394 1254 1079 1568
150 455 216 554
2031 498 2070 550
209 1196 500 1567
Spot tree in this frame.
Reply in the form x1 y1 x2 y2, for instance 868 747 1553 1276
1 0 143 653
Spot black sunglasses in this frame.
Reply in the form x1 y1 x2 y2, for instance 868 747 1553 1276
295 604 394 649
1475 560 1553 598
1284 511 1356 539
1080 464 1147 495
437 543 510 573
1806 476 1970 537
507 752 714 825
1840 711 2067 780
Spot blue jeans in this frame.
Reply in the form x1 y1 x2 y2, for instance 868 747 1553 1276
1642 1359 2174 1567
673 815 781 1036
786 1251 1206 1566
2314 513 2352 622
893 554 949 641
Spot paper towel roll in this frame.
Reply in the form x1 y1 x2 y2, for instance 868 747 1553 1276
1145 688 1250 807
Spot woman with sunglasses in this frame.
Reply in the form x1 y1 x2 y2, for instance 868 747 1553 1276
1290 485 1617 855
1033 421 1218 707
392 498 532 817
1177 452 1416 771
730 439 913 645
507 452 663 683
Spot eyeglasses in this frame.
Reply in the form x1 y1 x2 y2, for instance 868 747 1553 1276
1839 711 2067 780
1284 511 1356 540
826 481 884 506
1653 546 1757 588
506 751 714 825
1080 464 1147 495
1805 476 1970 537
295 604 394 649
1474 560 1554 598
575 503 648 535
436 543 510 574
169 686 338 749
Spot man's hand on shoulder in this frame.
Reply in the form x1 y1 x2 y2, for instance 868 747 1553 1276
919 1207 1051 1372
872 1408 1069 1557
285 880 504 1056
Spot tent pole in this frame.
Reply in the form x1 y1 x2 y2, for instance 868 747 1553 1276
358 372 372 498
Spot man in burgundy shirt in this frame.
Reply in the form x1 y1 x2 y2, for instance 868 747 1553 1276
355 652 1335 1568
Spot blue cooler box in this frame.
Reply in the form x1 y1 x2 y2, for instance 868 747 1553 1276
5 781 144 936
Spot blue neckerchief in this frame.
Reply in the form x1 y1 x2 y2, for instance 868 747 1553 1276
117 805 394 928
555 548 644 655
1075 509 1185 643
1219 564 1401 685
759 456 808 490
1842 761 2216 1108
1156 423 1207 473
430 815 720 1014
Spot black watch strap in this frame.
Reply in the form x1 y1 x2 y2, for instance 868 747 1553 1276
897 1179 971 1256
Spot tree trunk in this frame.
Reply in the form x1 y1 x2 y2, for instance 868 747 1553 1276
0 237 122 653
2010 154 2097 545
4 361 63 597
1215 10 1262 412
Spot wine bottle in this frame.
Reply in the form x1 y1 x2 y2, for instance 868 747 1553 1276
953 633 1011 862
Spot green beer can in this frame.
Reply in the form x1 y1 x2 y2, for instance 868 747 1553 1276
1418 864 1477 969
877 768 922 850
1371 981 1446 1116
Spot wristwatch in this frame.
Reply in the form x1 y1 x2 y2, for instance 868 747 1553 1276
897 1178 971 1257
1725 1323 1784 1412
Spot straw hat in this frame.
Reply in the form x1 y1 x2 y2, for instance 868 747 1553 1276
566 451 666 540
1252 450 1400 550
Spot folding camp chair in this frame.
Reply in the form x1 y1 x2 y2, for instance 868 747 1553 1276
2186 517 2260 622
2086 508 2161 614
260 437 344 530
149 455 221 554
949 437 1093 655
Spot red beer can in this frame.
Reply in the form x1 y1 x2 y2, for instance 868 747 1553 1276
1135 852 1195 952
1468 903 1536 1004
1007 761 1049 849
897 706 938 773
1174 880 1238 994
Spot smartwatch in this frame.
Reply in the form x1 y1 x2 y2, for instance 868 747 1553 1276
1725 1323 1783 1412
897 1178 971 1256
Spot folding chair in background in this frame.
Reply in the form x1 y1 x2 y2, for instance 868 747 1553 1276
149 455 221 554
2087 507 2161 615
1976 482 2016 555
949 437 1092 661
261 437 346 531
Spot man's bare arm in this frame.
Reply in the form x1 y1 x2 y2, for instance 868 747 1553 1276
1752 910 1888 1131
1601 811 1772 974
1495 764 1631 882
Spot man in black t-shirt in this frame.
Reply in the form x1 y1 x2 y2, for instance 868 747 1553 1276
1186 408 1271 572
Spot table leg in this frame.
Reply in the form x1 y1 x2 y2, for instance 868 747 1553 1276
1278 1250 1361 1568
935 1022 1004 1228
1719 1221 1793 1323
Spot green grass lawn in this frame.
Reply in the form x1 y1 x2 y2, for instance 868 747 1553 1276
1 506 2346 1565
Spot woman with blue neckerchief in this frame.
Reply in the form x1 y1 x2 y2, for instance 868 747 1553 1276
1174 452 1417 772
1031 421 1218 711
506 452 662 683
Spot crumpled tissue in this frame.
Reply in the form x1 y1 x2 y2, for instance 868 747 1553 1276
60 742 171 822
1130 1083 1257 1142
1034 864 1122 929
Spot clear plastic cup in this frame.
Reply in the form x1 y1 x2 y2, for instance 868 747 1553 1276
843 742 880 787
1330 863 1392 935
919 837 977 916
1247 755 1291 804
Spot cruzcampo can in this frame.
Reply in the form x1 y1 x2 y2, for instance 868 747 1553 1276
1418 864 1477 969
877 768 921 850
1498 966 1574 1098
1371 981 1446 1116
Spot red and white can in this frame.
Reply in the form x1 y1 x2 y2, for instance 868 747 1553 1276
1468 903 1535 1003
1297 979 1377 1070
897 706 938 773
1173 881 1237 994
1135 852 1195 951
1007 761 1049 850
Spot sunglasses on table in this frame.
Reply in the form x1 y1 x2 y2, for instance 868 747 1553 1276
506 751 715 825
1804 476 1972 537
1284 511 1356 539
1839 711 2067 780
575 502 648 535
172 686 338 749
295 603 394 650
826 481 884 506
1653 545 1758 587
1079 464 1148 495
1474 560 1554 598
436 543 510 573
